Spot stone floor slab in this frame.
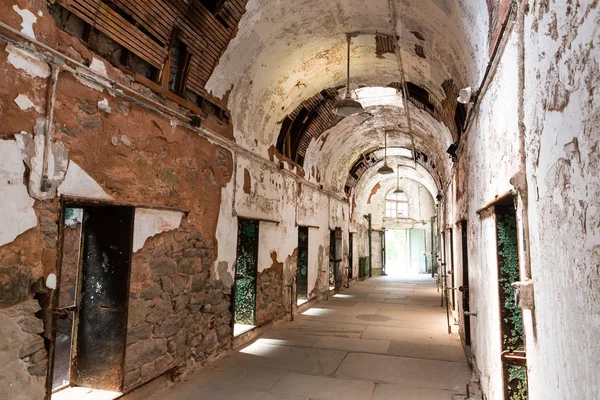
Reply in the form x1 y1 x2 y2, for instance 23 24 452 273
313 336 391 354
335 352 470 392
372 383 460 400
269 373 375 400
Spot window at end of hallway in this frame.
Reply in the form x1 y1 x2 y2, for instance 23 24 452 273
385 190 409 218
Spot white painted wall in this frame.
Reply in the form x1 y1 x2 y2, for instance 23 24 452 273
452 29 521 398
522 2 600 399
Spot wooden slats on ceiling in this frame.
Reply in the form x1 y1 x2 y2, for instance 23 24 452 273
375 33 395 56
277 88 343 165
57 0 248 97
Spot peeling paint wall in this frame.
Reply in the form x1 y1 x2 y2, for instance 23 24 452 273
451 26 522 399
448 2 600 399
0 1 234 398
522 1 600 399
0 140 37 247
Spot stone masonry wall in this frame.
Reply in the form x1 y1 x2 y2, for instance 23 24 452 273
124 227 232 390
255 259 284 326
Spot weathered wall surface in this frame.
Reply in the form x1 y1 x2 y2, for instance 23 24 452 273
0 2 234 399
449 27 521 399
448 2 600 399
522 2 600 399
213 151 349 324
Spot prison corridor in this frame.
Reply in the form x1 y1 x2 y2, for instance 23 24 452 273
134 276 470 400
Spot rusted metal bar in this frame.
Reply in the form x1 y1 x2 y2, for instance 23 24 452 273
501 350 527 367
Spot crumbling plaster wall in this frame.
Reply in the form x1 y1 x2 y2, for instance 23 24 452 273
213 152 350 321
448 2 600 399
361 177 436 230
447 29 521 398
0 1 235 398
522 1 600 399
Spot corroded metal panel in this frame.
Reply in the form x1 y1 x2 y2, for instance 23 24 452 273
73 206 134 391
234 218 259 325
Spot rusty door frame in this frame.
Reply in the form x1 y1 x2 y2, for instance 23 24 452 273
46 198 135 399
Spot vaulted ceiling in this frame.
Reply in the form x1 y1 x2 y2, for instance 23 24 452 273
205 0 491 210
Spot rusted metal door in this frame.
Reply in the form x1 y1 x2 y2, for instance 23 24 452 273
448 228 455 310
334 228 343 290
381 231 386 275
72 205 134 391
329 230 335 289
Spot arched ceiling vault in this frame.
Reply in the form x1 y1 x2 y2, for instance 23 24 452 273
205 0 490 203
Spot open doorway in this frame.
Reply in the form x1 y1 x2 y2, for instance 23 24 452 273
329 230 335 290
328 229 343 290
384 229 427 276
348 233 353 281
50 203 134 400
495 204 528 399
296 226 309 305
233 218 259 336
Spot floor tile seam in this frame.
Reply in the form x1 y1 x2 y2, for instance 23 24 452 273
346 350 473 366
331 374 466 393
362 324 460 334
264 371 292 393
309 345 392 356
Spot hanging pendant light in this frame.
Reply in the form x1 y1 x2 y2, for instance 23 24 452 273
334 35 364 116
378 130 394 175
393 165 403 193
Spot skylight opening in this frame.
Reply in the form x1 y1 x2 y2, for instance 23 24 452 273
354 87 404 108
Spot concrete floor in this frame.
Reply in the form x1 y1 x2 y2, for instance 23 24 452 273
148 275 470 400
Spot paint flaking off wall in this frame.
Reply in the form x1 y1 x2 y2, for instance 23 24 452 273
132 208 184 252
0 140 37 247
58 161 112 200
6 44 50 78
12 5 37 39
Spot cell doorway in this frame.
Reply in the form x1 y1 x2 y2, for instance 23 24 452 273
384 229 427 276
50 203 134 400
296 226 309 305
233 218 259 337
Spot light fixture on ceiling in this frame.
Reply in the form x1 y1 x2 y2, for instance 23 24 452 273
378 130 394 175
393 165 403 193
457 87 474 104
334 34 364 116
